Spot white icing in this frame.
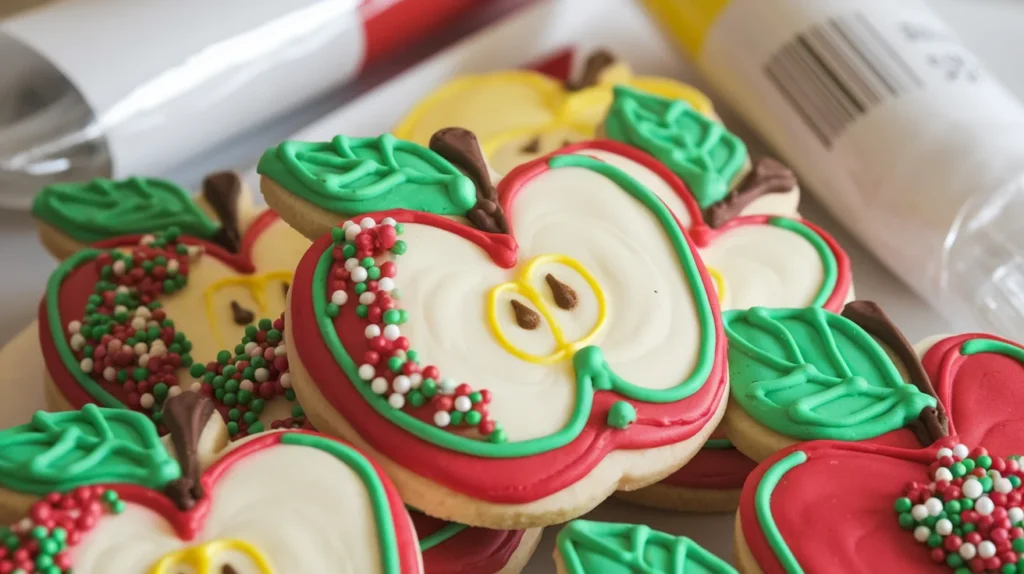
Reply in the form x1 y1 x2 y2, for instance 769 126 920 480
397 159 706 442
71 441 384 574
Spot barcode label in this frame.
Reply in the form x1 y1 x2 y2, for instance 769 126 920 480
764 13 924 147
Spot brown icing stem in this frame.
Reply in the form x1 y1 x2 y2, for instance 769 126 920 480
703 157 797 228
511 300 541 330
202 170 243 253
566 49 616 91
429 127 508 234
545 273 578 310
520 136 541 154
230 300 255 325
841 300 949 445
222 566 239 574
162 391 216 510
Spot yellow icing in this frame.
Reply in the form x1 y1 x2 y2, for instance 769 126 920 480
149 539 272 574
486 254 606 364
393 64 715 173
203 270 294 347
707 265 726 302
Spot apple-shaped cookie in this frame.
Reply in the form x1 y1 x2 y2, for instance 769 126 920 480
735 440 1024 573
555 519 737 574
38 172 310 438
722 301 947 463
279 128 729 528
0 393 423 573
412 510 541 574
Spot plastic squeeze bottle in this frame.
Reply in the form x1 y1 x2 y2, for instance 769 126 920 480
642 0 1024 339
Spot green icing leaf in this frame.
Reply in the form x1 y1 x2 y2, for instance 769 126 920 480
0 405 181 494
257 133 478 217
604 85 747 209
724 307 936 441
557 520 737 574
32 176 218 243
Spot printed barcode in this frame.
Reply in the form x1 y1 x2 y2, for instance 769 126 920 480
764 13 924 147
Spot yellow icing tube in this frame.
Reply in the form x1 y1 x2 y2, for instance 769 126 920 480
641 0 1024 339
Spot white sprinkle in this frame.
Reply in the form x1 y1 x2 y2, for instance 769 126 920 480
167 385 183 398
960 542 977 560
131 317 147 330
331 290 349 306
996 478 1014 494
112 260 126 276
976 496 995 516
359 217 376 230
140 393 155 409
393 376 412 394
382 217 397 226
135 306 151 318
114 305 128 315
410 373 423 388
365 325 381 339
138 354 150 368
392 350 407 361
978 540 997 559
245 341 259 354
454 395 472 412
254 368 270 383
187 245 203 259
963 478 984 499
371 377 389 395
345 225 361 241
925 497 943 516
936 447 953 461
69 333 86 352
1010 507 1024 524
913 525 930 543
275 344 287 356
280 373 292 389
167 259 179 274
150 345 166 358
344 258 360 272
239 379 254 392
358 364 376 381
103 367 117 382
140 234 155 245
359 292 376 305
116 285 130 294
934 468 953 482
16 518 33 532
434 411 451 428
350 267 368 283
190 381 202 392
133 342 149 355
67 320 82 334
383 324 400 341
388 393 405 409
439 378 458 395
953 444 970 459
342 220 355 232
378 277 395 292
910 504 929 521
935 518 953 536
250 346 263 358
79 358 93 373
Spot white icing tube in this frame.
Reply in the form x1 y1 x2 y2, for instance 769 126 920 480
643 0 1024 338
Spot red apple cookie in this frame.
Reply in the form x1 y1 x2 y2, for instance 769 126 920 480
0 393 422 573
36 172 310 438
273 127 730 528
412 510 541 574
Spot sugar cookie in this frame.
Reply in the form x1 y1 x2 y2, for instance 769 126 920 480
36 172 309 437
555 519 736 573
0 393 423 573
271 127 730 528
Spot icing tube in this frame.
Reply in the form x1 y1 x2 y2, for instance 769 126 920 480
0 0 498 210
642 0 1024 338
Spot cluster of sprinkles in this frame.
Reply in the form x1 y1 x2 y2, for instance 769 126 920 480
189 315 303 438
67 228 198 428
0 487 124 574
896 444 1024 573
328 217 504 443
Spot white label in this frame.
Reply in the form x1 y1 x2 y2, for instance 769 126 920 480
696 0 1024 297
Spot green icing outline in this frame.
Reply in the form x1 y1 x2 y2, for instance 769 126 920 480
32 177 218 243
754 450 808 574
280 432 402 574
724 307 936 441
257 134 478 217
703 438 734 450
961 337 1024 360
0 405 181 494
418 521 469 551
604 84 748 209
557 519 737 573
46 248 126 408
312 153 718 458
767 217 837 307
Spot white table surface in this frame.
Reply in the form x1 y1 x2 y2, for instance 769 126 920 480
0 0 1016 570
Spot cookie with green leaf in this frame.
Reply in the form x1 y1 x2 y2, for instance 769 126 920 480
722 300 948 462
555 519 736 573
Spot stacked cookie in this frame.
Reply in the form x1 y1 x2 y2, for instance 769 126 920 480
0 51 996 573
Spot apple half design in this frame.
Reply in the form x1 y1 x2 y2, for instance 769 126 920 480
392 50 724 176
722 301 947 463
0 393 422 574
555 519 737 574
37 172 310 438
278 127 729 527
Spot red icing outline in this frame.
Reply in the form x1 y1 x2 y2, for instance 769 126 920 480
39 210 284 410
660 446 757 489
289 140 727 504
739 440 952 573
413 513 527 574
111 431 420 572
